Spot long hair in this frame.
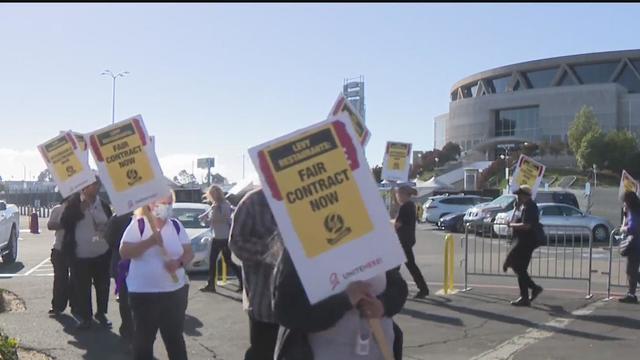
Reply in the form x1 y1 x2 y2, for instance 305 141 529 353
204 185 225 205
133 190 176 218
624 191 640 214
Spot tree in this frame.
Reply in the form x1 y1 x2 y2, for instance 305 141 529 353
371 165 382 183
521 143 539 157
604 130 638 174
37 169 53 182
548 140 565 158
576 129 607 170
440 142 462 163
568 106 601 155
173 170 197 185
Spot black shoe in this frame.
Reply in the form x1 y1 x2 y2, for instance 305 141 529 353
414 289 429 299
510 297 531 307
200 285 216 293
530 286 543 302
618 294 639 304
76 318 92 330
94 313 112 328
48 308 62 317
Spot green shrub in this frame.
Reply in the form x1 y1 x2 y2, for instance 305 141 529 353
0 332 18 360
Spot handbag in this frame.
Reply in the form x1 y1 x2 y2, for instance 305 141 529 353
534 224 546 248
620 234 634 257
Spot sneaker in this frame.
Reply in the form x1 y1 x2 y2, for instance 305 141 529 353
530 286 544 302
94 313 112 328
48 308 62 316
200 285 216 293
414 289 429 299
618 294 639 304
510 297 531 307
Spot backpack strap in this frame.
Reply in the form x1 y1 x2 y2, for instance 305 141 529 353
137 217 145 237
170 219 181 235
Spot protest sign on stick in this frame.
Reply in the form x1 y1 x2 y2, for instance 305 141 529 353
619 170 640 201
381 141 412 183
509 154 546 199
329 93 371 147
38 131 96 198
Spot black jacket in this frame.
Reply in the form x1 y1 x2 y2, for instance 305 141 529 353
60 193 113 260
104 213 133 278
273 250 408 359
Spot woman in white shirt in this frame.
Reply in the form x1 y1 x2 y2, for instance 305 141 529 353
199 185 242 293
120 191 194 360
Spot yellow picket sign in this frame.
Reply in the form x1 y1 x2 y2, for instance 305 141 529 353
40 133 86 182
257 122 373 259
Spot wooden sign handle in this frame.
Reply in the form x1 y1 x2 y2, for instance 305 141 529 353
369 318 394 360
142 206 179 283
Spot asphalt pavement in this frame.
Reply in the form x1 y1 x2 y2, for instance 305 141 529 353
0 215 639 360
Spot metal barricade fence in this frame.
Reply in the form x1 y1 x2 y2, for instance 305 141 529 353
464 222 594 299
606 227 626 299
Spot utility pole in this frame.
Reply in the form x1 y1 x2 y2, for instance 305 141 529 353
101 70 129 124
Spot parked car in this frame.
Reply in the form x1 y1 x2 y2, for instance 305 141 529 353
464 191 580 232
0 201 19 264
437 211 467 233
493 203 612 243
171 202 215 273
422 195 492 223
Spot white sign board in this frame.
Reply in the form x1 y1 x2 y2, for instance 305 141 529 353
38 131 96 198
381 141 412 183
509 154 546 199
328 93 371 147
87 115 171 214
249 114 406 304
619 170 640 201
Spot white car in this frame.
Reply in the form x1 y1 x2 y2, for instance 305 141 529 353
0 201 20 264
493 203 613 243
422 195 492 223
171 203 214 273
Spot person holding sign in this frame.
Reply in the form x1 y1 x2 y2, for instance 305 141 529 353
47 196 76 317
394 185 429 299
273 246 408 359
119 191 193 360
619 191 640 304
60 178 113 330
503 185 544 307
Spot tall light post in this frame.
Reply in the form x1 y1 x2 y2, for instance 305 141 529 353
434 157 440 178
499 145 511 194
101 70 129 124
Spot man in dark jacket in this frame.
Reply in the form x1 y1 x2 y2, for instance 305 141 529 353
504 185 544 307
104 211 134 341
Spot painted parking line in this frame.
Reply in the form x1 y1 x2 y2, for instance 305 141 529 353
24 258 52 276
469 300 605 360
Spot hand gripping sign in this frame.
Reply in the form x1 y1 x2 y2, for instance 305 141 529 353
509 154 546 199
381 141 412 183
249 113 406 305
329 93 371 147
38 131 96 198
619 170 640 201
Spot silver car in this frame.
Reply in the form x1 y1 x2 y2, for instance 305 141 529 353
171 203 214 273
493 203 613 242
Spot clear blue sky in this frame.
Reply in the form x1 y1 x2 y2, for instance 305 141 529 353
1 3 639 182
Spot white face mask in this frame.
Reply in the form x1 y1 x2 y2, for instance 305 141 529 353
152 203 173 220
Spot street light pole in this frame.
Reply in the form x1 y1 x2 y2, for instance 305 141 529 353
101 70 129 124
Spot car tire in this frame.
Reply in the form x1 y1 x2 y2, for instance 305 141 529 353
592 225 609 243
2 227 17 264
456 219 465 233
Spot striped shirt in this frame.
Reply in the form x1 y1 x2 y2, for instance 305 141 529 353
229 188 279 323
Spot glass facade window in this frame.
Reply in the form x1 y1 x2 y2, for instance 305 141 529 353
461 86 472 98
513 80 522 91
632 60 640 74
524 68 558 88
487 75 512 93
572 62 618 84
495 106 539 139
451 91 458 101
615 64 640 93
470 83 479 97
558 72 576 86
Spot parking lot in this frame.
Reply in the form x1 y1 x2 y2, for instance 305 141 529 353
0 213 638 359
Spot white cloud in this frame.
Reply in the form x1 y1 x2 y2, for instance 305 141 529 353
0 148 46 181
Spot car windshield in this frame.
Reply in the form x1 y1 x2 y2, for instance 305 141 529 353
173 207 208 229
489 195 514 208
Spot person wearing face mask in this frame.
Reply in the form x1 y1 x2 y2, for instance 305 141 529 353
61 178 113 330
120 191 194 360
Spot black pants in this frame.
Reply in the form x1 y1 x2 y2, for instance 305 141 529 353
244 316 279 360
72 251 111 320
626 254 640 295
207 239 243 290
512 248 537 299
130 285 189 360
118 281 134 339
402 245 429 292
51 248 74 313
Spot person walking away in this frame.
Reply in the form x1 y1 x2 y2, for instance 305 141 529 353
273 245 408 360
120 191 194 360
394 185 429 298
47 196 75 316
229 188 281 360
199 185 243 293
619 191 640 303
504 185 543 307
104 211 134 342
61 179 113 329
